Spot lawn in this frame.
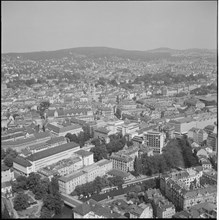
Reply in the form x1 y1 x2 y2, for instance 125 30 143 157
13 191 42 218
17 205 38 218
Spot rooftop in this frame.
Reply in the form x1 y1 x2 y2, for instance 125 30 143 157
27 142 79 162
107 169 129 178
59 170 85 183
75 149 93 157
13 156 32 167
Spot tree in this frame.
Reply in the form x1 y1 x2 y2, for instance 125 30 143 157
13 193 29 211
82 125 92 140
127 140 133 147
133 156 142 175
3 155 14 168
5 148 18 158
34 179 50 200
43 193 63 215
2 206 11 219
77 132 85 147
65 133 78 143
1 148 6 159
108 176 124 188
93 176 109 193
43 194 55 211
49 177 60 195
91 138 102 147
27 172 41 191
90 145 108 162
16 175 28 190
53 193 63 214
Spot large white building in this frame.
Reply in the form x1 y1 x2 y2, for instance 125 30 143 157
168 113 217 135
47 122 83 137
58 159 113 194
121 121 139 137
187 128 208 144
106 119 125 134
1 164 15 183
143 130 165 154
13 142 80 176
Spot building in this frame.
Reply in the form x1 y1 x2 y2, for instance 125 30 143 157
163 125 175 139
38 156 83 180
58 159 112 194
1 164 14 183
27 136 67 154
110 145 138 172
93 127 111 143
74 150 94 167
160 167 217 210
145 188 175 218
143 130 165 154
13 156 33 176
202 170 217 185
95 159 113 176
73 199 122 218
106 119 124 134
121 121 139 137
187 128 208 144
129 203 153 218
47 122 83 136
13 142 80 176
207 133 217 152
58 170 87 194
1 181 12 197
2 132 51 152
168 117 196 135
153 197 176 218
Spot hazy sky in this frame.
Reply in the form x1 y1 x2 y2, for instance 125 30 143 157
2 1 217 53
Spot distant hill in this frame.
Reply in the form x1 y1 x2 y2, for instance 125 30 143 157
2 46 216 61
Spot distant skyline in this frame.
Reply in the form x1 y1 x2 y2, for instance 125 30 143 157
2 1 217 53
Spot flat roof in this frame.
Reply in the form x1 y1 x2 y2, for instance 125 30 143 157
27 142 79 162
59 170 85 183
75 149 93 157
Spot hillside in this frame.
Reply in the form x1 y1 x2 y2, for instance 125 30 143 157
2 46 216 61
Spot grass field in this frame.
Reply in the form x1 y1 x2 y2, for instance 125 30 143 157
17 205 38 218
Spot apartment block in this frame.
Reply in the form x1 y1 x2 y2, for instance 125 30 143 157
13 142 80 176
143 130 165 154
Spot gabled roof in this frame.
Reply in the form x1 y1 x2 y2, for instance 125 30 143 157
74 199 114 217
2 136 36 146
34 131 51 139
46 136 66 145
13 156 32 167
74 203 91 216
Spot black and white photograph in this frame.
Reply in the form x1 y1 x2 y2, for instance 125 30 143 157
1 1 217 219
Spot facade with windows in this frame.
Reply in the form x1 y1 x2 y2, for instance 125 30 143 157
58 159 113 194
12 142 80 175
143 130 165 154
160 167 216 210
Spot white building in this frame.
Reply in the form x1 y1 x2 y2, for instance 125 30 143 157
13 142 80 176
187 128 208 144
58 159 113 194
143 130 165 154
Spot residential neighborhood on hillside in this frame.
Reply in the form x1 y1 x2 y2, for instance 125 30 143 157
1 1 217 219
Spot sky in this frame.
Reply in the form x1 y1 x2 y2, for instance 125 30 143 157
2 1 217 53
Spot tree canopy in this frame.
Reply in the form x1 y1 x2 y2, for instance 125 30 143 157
13 193 29 211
